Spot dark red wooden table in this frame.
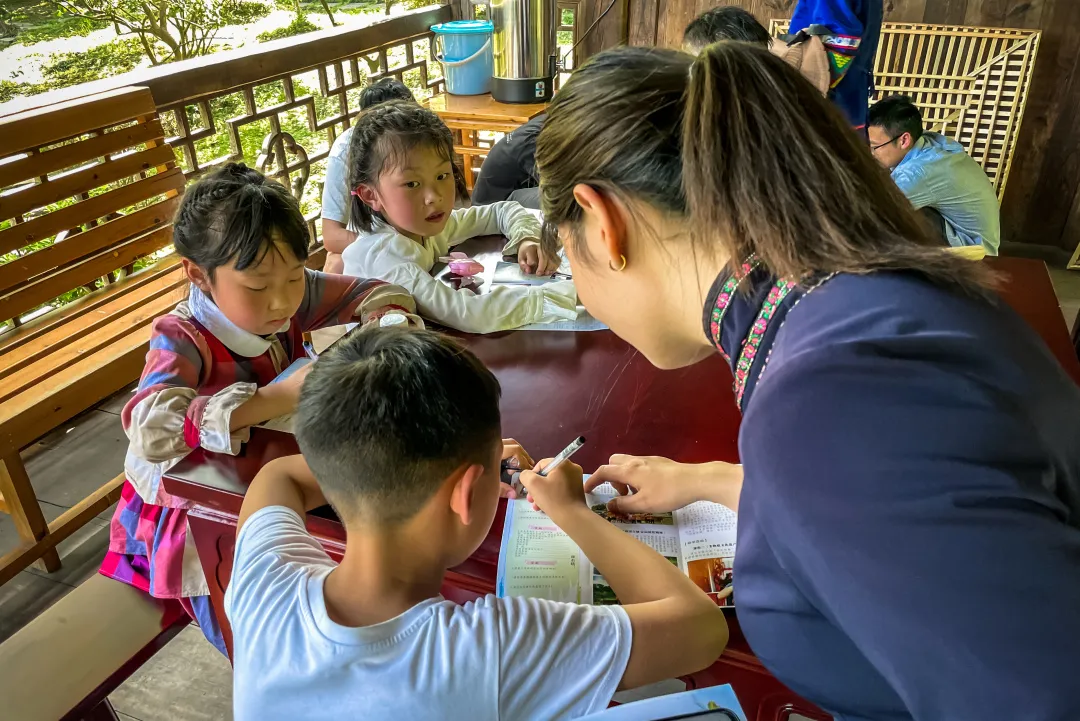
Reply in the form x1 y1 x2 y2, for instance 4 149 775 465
163 255 1078 721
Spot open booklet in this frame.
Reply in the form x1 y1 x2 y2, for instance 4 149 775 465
496 479 737 607
583 684 746 721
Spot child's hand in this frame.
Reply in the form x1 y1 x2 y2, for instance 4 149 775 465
499 438 535 499
277 361 314 402
231 362 313 431
519 459 586 519
517 240 560 276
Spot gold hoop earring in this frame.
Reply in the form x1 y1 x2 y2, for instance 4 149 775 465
609 254 627 272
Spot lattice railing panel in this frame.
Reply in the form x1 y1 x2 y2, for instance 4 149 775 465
157 30 445 247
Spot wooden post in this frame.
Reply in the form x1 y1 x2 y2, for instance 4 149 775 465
0 453 61 573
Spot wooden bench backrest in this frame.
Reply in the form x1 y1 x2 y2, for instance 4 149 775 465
0 86 184 328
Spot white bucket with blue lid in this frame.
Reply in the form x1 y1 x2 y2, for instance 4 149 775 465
431 20 494 96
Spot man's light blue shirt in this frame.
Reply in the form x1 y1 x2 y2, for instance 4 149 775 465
891 132 1001 255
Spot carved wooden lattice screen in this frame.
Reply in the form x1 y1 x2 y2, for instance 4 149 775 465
772 21 1040 201
157 27 447 250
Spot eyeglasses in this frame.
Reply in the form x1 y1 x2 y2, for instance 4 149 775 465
870 135 901 152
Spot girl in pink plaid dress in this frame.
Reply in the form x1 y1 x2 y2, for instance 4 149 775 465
100 164 420 654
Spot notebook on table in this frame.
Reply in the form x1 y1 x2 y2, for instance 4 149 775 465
492 261 572 286
496 479 737 607
583 685 747 721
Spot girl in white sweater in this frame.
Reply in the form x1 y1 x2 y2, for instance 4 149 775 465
340 101 578 333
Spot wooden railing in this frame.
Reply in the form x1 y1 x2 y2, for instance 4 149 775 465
0 5 456 328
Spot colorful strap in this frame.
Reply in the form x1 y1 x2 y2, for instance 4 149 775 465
733 279 797 409
822 33 861 89
709 255 761 363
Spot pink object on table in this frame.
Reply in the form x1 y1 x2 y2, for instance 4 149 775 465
439 251 485 277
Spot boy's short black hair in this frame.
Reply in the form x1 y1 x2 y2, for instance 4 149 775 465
683 7 771 51
359 77 416 110
172 163 309 278
294 327 502 524
869 95 925 142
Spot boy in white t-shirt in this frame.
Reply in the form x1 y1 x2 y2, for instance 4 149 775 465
224 327 728 720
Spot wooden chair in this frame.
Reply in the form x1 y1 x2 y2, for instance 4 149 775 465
0 86 188 585
0 573 190 721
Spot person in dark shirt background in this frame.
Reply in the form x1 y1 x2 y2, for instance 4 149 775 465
471 113 546 207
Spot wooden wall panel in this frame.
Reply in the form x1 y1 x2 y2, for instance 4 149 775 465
998 0 1080 250
578 0 631 60
882 0 928 22
617 0 1080 253
629 0 661 45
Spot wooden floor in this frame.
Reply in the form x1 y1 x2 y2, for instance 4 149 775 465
1 266 1078 720
0 385 233 719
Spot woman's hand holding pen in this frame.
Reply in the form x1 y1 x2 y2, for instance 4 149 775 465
585 455 744 515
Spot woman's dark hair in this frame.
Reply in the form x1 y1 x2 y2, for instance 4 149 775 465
346 100 468 232
684 7 772 51
359 77 416 110
536 44 991 293
869 95 925 142
173 163 309 278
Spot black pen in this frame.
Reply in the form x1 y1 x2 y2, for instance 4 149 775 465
509 436 587 497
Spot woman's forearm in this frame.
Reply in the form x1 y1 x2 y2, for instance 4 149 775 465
692 462 743 511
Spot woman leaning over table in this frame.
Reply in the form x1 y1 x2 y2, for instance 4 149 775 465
536 44 1080 721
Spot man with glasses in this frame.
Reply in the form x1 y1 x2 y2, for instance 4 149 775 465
869 95 1000 255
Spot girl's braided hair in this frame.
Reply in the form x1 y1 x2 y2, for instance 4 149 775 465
173 163 309 278
346 100 468 232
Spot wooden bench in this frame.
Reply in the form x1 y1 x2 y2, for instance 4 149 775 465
0 573 190 720
0 86 188 585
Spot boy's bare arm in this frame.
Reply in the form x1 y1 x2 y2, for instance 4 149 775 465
519 464 728 691
238 454 327 532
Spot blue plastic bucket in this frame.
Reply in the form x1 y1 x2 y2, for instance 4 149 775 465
431 20 493 96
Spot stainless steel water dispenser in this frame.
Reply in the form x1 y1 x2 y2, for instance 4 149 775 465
484 0 558 104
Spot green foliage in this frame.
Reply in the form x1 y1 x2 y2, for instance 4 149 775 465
0 80 22 103
0 1 108 46
50 0 265 63
36 36 146 89
337 0 382 14
257 14 320 42
17 15 109 44
0 37 148 98
220 0 272 24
